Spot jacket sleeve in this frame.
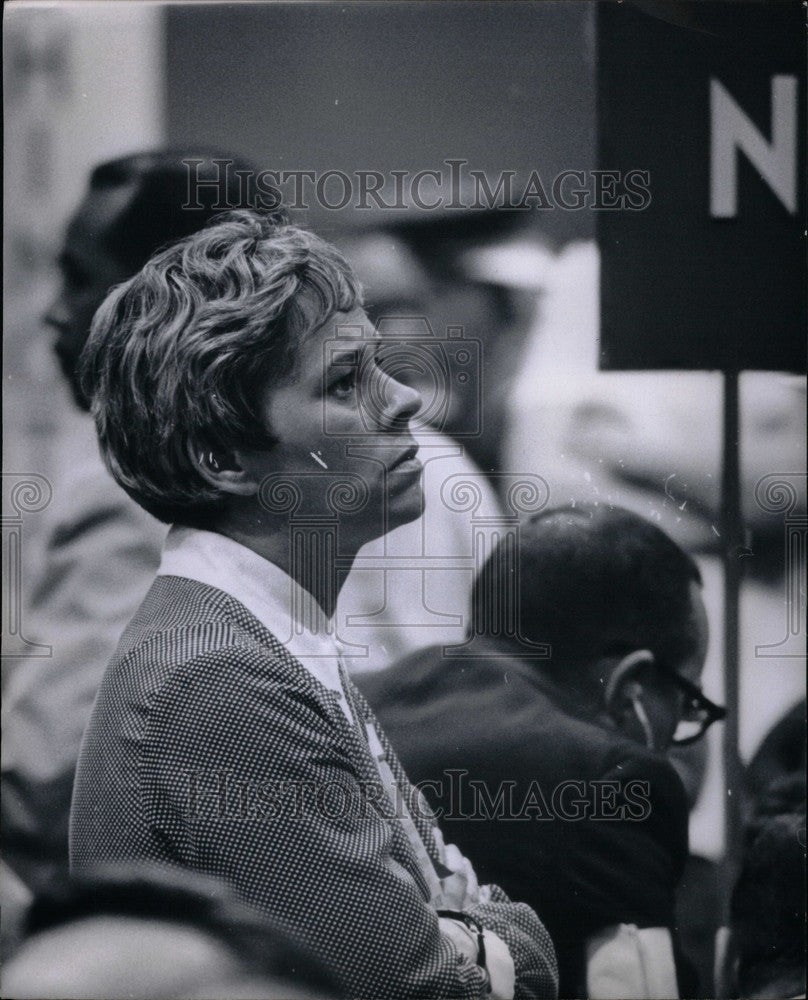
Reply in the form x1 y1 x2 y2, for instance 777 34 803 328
141 644 531 1000
350 679 559 1000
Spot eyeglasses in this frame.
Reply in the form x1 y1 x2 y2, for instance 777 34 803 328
669 672 727 746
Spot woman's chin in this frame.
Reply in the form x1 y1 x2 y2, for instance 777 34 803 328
386 472 424 530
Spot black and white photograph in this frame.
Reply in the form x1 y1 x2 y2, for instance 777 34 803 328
2 2 805 998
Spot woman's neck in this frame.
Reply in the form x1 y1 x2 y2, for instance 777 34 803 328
214 518 356 621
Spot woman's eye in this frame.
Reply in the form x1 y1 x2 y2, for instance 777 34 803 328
329 371 357 397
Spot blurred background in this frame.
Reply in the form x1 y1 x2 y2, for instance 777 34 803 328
3 2 805 988
4 0 595 548
5 0 803 731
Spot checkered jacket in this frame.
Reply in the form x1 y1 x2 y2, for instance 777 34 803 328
70 575 558 999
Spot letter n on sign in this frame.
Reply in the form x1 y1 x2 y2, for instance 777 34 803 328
597 2 805 372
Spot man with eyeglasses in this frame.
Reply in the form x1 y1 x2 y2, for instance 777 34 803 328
359 503 725 999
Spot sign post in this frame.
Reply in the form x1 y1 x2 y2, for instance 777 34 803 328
598 0 806 913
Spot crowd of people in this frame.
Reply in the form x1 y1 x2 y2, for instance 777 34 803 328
1 149 805 1000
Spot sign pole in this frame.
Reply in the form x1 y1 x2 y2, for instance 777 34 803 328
720 369 743 907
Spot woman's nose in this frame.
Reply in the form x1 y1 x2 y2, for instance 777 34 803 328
372 370 423 430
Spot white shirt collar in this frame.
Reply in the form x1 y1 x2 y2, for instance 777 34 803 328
158 526 351 720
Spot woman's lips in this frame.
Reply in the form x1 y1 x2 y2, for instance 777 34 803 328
390 444 420 470
388 445 422 485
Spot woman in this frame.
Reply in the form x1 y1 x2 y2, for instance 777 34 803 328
70 210 557 999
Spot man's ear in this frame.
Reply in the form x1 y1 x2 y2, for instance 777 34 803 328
187 441 257 497
603 648 655 719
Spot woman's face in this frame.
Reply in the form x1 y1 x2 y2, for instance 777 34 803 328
236 306 425 549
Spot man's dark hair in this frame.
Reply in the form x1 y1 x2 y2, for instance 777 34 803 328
21 865 337 996
88 149 285 272
474 503 703 677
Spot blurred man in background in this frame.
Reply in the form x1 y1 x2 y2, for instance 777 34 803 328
1 150 279 893
507 240 806 759
505 240 806 989
361 504 724 998
335 226 504 672
334 213 552 673
367 211 549 480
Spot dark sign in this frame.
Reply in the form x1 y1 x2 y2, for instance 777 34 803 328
598 1 806 372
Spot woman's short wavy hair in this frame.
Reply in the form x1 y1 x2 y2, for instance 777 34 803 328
80 210 361 525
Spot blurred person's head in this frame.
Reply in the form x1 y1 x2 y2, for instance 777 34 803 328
340 230 495 454
339 231 430 318
729 775 806 999
1 867 338 1000
474 503 721 752
45 149 283 409
79 211 423 557
342 213 545 475
745 700 807 812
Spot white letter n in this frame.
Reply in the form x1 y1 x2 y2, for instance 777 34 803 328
710 75 797 218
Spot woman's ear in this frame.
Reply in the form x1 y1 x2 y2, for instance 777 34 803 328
603 648 655 719
187 441 257 496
